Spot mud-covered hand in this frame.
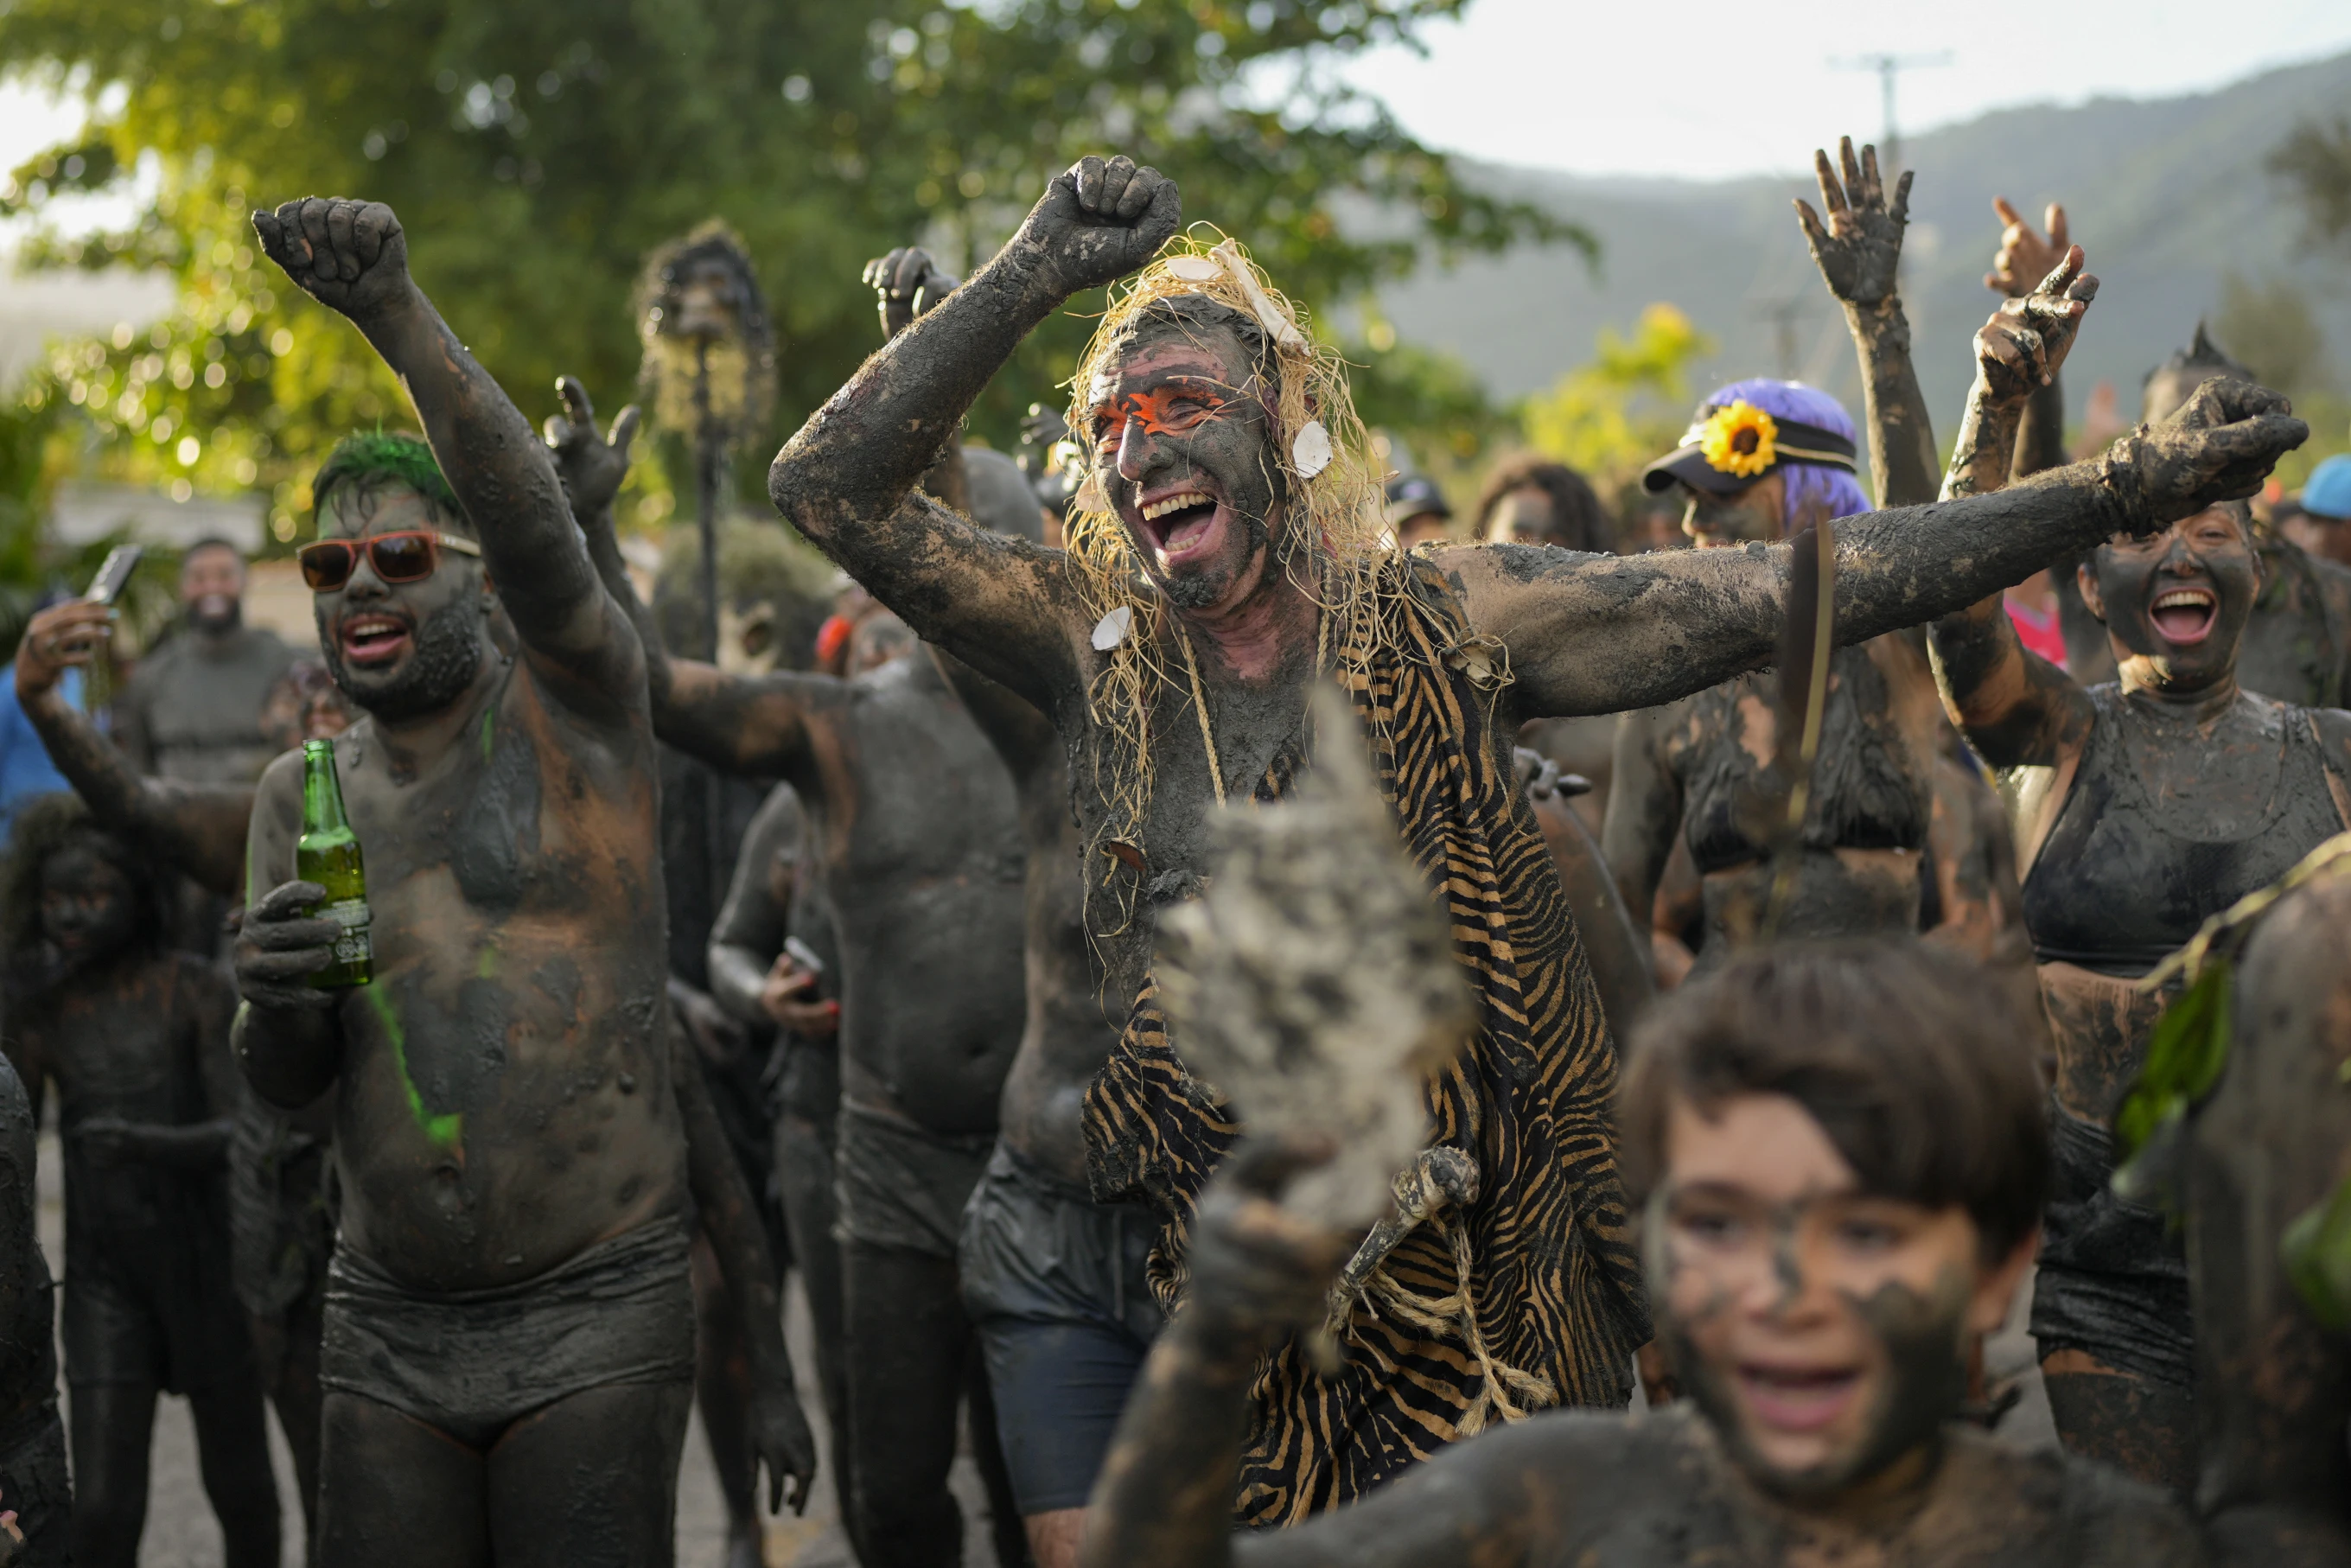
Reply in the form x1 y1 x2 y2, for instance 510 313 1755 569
14 600 112 702
1012 155 1182 299
1973 245 2099 405
861 246 960 340
0 1483 20 1568
671 979 749 1068
252 198 411 323
233 880 343 1011
544 376 639 523
760 953 837 1037
2099 379 2308 529
69 1116 159 1165
1984 198 2069 298
1185 1131 1356 1360
1794 137 1913 309
749 1370 818 1515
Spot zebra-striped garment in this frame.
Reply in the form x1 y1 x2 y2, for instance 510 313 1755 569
1083 556 1651 1524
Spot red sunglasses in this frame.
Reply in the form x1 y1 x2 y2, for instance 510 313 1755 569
297 530 481 591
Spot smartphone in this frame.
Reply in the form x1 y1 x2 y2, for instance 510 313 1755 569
86 545 144 608
783 936 826 978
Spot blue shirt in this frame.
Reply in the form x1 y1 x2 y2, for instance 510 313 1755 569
0 664 86 848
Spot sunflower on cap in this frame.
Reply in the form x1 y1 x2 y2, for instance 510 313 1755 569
1698 401 1778 478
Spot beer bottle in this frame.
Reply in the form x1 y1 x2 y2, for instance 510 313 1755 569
297 738 373 988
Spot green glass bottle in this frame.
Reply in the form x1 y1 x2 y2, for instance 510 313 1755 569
297 738 373 989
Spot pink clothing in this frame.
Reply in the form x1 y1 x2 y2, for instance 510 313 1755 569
2005 596 2068 671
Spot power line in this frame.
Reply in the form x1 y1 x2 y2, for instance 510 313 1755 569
1832 51 1953 172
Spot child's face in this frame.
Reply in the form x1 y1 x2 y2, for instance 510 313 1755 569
39 845 137 961
1647 1092 2029 1500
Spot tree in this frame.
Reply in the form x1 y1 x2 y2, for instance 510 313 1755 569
0 0 1577 543
2271 113 2351 256
1520 303 1715 489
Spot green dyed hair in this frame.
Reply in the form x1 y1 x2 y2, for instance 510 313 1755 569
310 431 466 537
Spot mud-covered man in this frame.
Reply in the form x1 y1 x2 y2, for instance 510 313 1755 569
761 152 2303 1515
1 795 278 1568
235 201 812 1566
1081 940 2211 1568
554 377 1030 1568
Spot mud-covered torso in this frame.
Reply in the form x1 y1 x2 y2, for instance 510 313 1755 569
1661 636 1942 957
296 660 679 1291
2022 685 2347 978
944 659 1119 1190
14 952 227 1253
795 656 1026 1136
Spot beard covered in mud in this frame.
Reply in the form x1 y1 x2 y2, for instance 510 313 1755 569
231 200 812 1567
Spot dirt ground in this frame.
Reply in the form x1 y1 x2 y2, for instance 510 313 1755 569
36 1124 2044 1567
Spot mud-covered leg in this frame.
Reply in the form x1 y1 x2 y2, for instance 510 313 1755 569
186 1377 282 1568
67 1380 157 1568
690 1230 760 1568
774 1111 857 1543
2041 1352 2196 1495
249 1280 328 1539
485 1380 692 1568
844 1243 967 1568
315 1393 487 1568
965 1352 1035 1568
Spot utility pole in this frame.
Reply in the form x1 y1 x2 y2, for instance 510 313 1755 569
1832 51 1952 172
1752 297 1807 380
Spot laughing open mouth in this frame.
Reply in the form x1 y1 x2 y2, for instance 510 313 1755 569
1736 1361 1864 1432
2149 585 2218 646
340 614 413 667
1137 488 1225 564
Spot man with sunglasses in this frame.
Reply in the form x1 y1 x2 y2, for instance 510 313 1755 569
234 201 814 1567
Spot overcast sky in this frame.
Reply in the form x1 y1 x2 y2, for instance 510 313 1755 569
4 0 2349 214
1340 0 2351 180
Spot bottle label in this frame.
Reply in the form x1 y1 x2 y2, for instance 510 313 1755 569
322 897 372 965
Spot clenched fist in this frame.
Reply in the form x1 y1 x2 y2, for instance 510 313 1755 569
2101 379 2307 531
252 197 412 322
1011 154 1182 299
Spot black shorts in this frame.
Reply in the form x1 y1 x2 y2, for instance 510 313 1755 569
319 1220 696 1450
63 1227 256 1395
959 1144 1162 1514
2029 1099 2193 1389
832 1102 995 1259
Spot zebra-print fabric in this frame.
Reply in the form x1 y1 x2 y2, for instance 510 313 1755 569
1084 557 1650 1523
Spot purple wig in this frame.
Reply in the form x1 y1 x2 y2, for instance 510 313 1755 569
1701 377 1872 527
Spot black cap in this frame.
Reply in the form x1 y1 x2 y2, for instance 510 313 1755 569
1385 472 1450 526
1641 401 1858 497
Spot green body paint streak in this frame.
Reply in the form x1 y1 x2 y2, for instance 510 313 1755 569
363 981 463 1150
476 946 499 980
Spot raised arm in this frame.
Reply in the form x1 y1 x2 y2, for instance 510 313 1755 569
1445 379 2305 721
252 198 640 708
1925 255 2104 769
14 602 252 896
1795 137 1936 506
767 156 1179 709
550 377 837 779
1985 200 2076 483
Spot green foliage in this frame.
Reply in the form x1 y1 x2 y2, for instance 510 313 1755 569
1519 303 1714 489
2111 961 2234 1211
2283 1170 2351 1332
2271 113 2351 256
2214 272 2335 400
1 0 1581 545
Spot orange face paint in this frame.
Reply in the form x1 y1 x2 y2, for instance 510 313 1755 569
1087 382 1235 455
